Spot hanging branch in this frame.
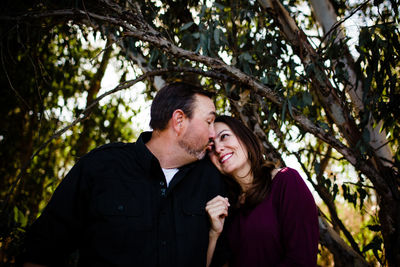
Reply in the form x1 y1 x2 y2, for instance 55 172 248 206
255 0 390 200
2 0 389 203
0 66 233 213
294 150 363 256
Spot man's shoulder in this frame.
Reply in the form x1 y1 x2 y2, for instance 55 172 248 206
84 131 150 158
192 157 219 171
79 142 138 165
190 157 224 184
91 142 134 152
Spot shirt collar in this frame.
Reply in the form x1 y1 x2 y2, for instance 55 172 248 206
135 131 159 172
135 131 199 177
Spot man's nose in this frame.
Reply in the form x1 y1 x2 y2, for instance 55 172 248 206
208 124 216 139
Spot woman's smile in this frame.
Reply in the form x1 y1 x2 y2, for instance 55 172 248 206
219 152 233 163
209 122 252 183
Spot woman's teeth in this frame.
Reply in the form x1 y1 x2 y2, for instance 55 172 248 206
220 153 233 163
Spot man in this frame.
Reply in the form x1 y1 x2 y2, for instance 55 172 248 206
22 82 227 267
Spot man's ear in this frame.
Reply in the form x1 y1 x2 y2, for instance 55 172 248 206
171 109 186 135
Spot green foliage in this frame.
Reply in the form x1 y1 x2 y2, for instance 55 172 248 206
0 12 140 263
356 21 400 167
1 0 399 265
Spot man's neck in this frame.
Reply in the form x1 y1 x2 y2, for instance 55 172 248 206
146 130 196 169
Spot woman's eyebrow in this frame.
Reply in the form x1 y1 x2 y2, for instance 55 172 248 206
216 129 229 138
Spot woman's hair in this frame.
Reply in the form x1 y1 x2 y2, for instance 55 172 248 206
214 115 275 210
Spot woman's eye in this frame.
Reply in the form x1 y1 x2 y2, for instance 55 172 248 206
220 133 229 140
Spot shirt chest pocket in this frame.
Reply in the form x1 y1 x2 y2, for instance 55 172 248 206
94 179 153 231
176 200 208 234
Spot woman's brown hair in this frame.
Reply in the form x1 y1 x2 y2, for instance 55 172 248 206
214 115 275 210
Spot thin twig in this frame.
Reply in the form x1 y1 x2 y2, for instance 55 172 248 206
0 44 31 110
1 66 234 213
320 0 371 44
1 3 387 199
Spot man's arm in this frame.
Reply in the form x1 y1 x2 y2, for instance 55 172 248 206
21 159 88 265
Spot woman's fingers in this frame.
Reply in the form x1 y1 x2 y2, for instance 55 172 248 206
206 202 228 213
206 210 226 221
206 195 230 208
206 198 229 217
206 196 230 211
206 195 230 234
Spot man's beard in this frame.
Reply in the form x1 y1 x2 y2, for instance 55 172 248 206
178 138 207 160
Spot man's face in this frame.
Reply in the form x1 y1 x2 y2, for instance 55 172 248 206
178 94 216 160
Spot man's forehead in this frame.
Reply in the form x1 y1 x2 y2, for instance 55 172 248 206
193 94 216 112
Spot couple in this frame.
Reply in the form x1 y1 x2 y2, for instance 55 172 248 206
21 82 318 267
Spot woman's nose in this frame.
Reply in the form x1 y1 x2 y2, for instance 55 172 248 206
214 142 224 153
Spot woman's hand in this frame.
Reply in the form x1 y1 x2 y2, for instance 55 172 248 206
206 195 230 267
205 195 230 237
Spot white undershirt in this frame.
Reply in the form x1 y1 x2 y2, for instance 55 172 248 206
161 168 179 187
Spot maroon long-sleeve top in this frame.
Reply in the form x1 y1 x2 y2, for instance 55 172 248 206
226 167 319 267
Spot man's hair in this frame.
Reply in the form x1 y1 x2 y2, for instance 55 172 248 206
150 82 213 131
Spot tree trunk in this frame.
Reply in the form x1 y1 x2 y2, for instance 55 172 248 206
255 1 400 266
308 0 393 168
319 217 372 267
12 2 399 264
76 38 113 157
308 1 400 265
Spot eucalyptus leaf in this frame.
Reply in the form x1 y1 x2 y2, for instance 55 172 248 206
180 22 194 31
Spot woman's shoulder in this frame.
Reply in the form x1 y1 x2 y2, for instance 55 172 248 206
269 167 315 205
271 167 307 189
272 167 300 180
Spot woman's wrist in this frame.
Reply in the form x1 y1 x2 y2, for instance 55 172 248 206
209 229 221 239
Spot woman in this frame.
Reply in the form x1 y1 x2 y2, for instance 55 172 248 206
206 115 319 267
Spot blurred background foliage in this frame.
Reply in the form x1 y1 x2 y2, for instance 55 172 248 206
0 0 399 266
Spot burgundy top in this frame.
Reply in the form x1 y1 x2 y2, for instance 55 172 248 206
226 167 319 267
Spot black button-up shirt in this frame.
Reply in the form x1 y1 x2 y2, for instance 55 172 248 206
23 132 227 266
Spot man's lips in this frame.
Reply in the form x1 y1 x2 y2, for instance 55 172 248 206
219 153 233 163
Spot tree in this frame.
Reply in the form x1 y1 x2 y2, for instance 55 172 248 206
0 0 399 265
0 1 139 263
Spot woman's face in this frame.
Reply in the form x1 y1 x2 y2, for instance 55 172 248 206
208 122 251 180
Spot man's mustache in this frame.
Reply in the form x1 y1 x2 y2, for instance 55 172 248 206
206 139 215 152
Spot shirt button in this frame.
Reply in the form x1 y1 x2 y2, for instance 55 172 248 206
161 240 167 246
161 188 166 196
160 181 165 186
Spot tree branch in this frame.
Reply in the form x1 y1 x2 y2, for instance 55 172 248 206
3 0 391 221
255 0 390 200
319 216 372 267
1 66 233 213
